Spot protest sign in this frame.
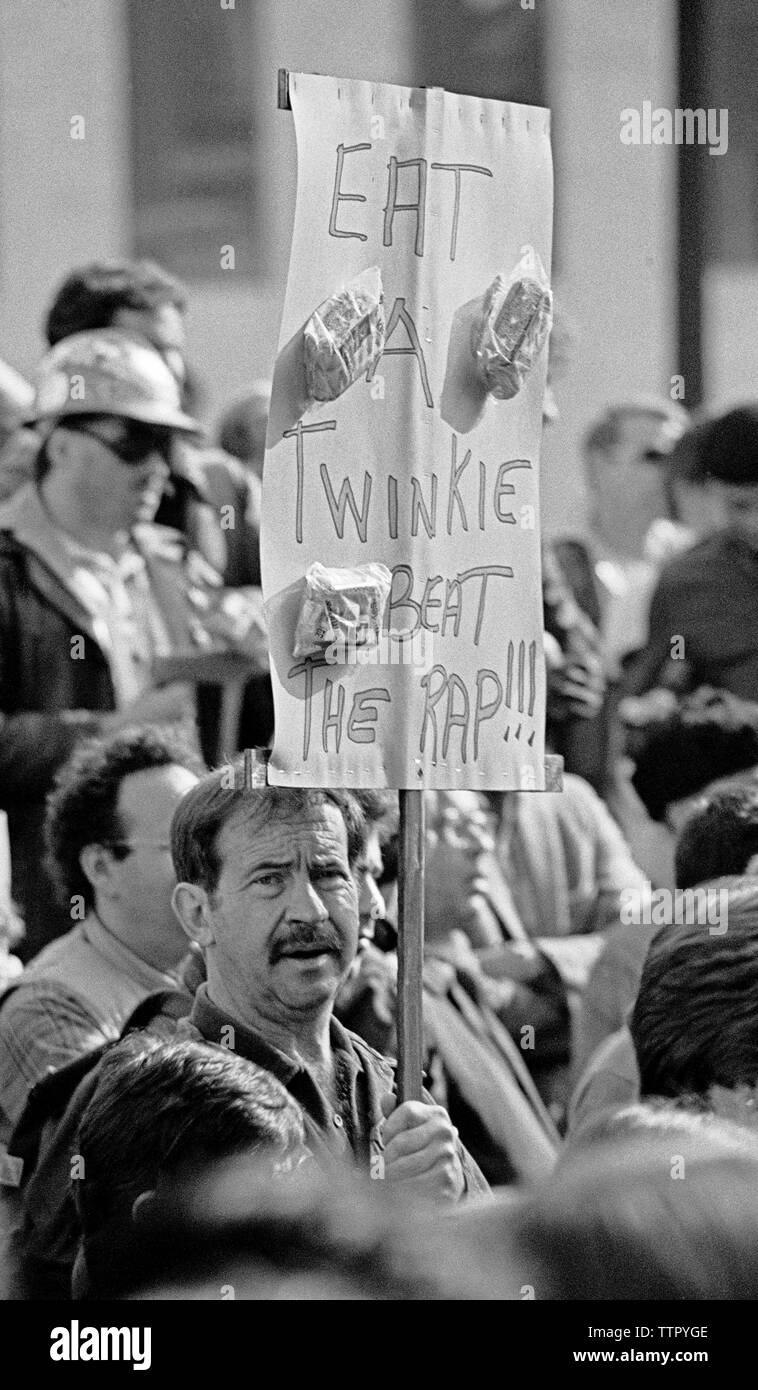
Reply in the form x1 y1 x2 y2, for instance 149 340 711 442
263 73 553 789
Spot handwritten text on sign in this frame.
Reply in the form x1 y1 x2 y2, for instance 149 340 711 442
262 76 553 789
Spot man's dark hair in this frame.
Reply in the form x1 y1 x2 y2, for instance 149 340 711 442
45 727 204 911
631 691 758 822
676 786 758 889
670 404 758 486
630 886 758 1099
45 260 186 346
352 789 399 846
75 1033 305 1240
171 762 365 894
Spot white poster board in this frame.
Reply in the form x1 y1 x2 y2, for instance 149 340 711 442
262 73 553 789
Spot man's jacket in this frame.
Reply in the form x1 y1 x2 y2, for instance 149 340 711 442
0 483 210 955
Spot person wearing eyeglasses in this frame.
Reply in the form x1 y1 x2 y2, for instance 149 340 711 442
0 328 217 959
0 726 202 1144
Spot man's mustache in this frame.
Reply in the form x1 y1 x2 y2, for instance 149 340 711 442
271 924 344 961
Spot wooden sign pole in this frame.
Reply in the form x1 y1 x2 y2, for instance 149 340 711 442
396 788 425 1102
241 747 271 790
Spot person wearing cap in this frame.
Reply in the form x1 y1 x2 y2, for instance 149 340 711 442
0 329 225 958
42 260 265 590
0 259 274 751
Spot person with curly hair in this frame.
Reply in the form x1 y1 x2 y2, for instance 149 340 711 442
0 726 201 1141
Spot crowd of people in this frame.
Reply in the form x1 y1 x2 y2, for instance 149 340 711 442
1 257 758 1301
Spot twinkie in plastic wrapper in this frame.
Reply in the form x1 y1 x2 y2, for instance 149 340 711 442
293 562 392 660
304 267 385 403
472 246 552 400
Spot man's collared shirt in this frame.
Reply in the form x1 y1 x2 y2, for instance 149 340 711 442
54 531 171 708
184 984 390 1170
0 913 181 1139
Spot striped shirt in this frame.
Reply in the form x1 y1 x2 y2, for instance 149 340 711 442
0 913 181 1141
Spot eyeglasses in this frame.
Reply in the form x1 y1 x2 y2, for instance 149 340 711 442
62 420 174 466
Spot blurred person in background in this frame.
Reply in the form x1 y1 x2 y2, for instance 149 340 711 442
572 762 758 1096
0 727 201 1142
342 783 648 1119
451 1123 758 1300
554 398 724 880
554 397 691 676
0 329 217 957
216 380 270 481
336 790 560 1186
539 310 608 792
625 686 758 827
437 784 648 1123
571 826 758 1136
625 404 758 703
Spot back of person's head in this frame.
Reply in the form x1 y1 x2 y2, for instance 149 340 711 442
44 726 204 913
113 1162 472 1301
75 1033 305 1244
352 789 398 837
216 383 270 471
675 784 758 888
170 763 365 894
560 1094 758 1162
45 260 186 346
671 403 758 487
630 884 758 1099
488 1128 758 1299
631 689 758 823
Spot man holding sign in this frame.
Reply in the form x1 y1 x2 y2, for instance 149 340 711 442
264 72 558 1106
170 767 489 1200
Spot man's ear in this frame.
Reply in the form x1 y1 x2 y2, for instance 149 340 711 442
172 882 216 948
131 1189 156 1227
79 844 116 897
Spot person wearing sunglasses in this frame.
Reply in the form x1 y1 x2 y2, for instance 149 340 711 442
551 397 691 680
0 328 216 959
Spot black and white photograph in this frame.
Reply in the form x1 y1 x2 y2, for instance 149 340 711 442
0 0 756 1360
